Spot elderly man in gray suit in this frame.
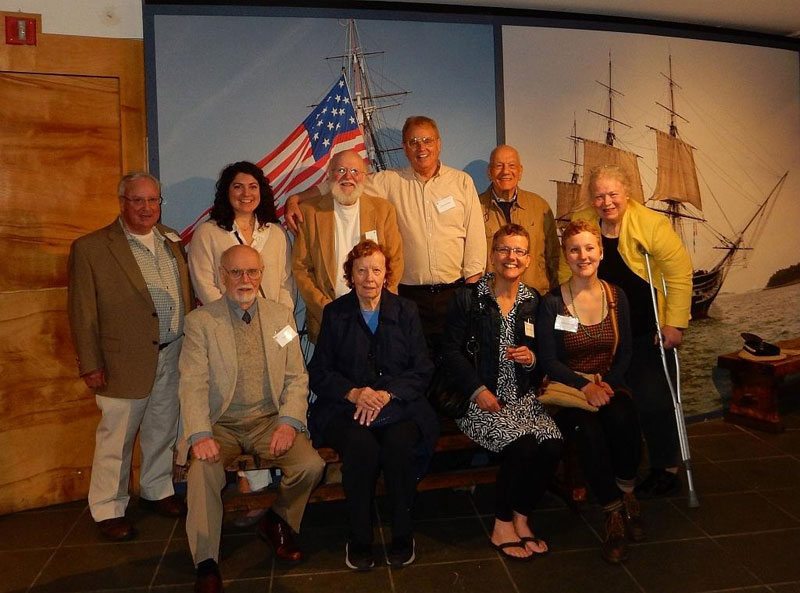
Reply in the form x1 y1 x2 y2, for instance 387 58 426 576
179 244 324 593
68 172 193 542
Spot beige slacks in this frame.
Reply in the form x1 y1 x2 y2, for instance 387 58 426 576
186 414 325 564
88 338 182 521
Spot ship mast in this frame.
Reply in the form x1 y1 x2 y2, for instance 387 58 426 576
588 54 631 147
657 55 691 231
329 19 408 172
550 117 583 227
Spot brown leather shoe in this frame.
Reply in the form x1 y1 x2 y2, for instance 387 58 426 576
601 510 628 564
622 492 646 542
194 560 223 593
257 512 302 563
140 495 187 518
97 517 136 541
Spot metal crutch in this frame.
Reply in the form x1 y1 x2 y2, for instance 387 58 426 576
639 246 700 508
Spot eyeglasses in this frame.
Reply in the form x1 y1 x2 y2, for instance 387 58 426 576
122 196 163 207
493 246 529 257
222 267 263 279
405 136 438 148
333 167 363 177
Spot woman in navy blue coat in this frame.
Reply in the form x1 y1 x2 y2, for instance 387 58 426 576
308 240 437 571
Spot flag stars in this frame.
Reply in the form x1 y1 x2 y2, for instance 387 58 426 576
323 138 331 147
313 132 319 141
327 122 334 130
335 94 341 102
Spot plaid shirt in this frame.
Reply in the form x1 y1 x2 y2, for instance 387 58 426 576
122 221 184 344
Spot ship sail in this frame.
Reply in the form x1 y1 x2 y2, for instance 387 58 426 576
555 180 583 223
579 138 645 205
650 129 702 210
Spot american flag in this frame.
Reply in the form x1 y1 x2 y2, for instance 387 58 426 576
181 75 366 241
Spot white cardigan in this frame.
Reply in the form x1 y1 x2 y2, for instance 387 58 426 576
188 219 296 309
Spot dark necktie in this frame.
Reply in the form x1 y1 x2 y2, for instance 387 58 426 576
242 310 252 324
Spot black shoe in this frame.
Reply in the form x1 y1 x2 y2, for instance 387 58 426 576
387 535 415 568
195 559 223 593
635 469 682 500
345 541 375 571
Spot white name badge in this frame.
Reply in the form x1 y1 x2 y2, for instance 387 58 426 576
524 320 535 338
365 230 378 243
434 195 456 213
273 325 298 347
164 232 182 242
554 314 579 333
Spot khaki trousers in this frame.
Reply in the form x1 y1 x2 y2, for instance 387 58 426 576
186 414 325 564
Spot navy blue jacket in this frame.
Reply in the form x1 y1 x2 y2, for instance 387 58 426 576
308 289 438 473
441 281 541 401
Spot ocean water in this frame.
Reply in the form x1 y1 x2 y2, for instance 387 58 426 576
679 282 800 417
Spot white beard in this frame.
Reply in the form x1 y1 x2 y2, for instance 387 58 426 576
331 182 363 206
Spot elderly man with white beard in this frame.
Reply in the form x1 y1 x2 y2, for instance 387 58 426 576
292 149 404 343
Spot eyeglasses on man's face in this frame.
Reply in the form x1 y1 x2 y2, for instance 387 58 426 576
333 167 363 177
122 196 163 207
404 136 438 148
222 267 264 280
493 246 529 257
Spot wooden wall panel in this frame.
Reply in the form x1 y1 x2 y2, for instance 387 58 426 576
0 73 121 290
0 290 97 511
0 12 147 514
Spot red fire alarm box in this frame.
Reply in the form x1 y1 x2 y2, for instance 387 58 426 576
5 16 37 46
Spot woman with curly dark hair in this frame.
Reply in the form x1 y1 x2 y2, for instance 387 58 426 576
188 161 295 308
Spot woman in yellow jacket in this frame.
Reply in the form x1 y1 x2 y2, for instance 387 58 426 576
559 164 692 498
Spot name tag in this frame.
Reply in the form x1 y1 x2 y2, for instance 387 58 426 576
365 230 378 243
164 232 182 242
524 320 535 338
434 195 456 213
273 325 298 347
554 314 579 333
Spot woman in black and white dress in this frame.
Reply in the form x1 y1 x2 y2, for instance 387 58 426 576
442 223 562 562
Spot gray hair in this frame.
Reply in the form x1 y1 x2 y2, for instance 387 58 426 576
117 172 161 198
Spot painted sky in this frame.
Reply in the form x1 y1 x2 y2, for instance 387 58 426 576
150 14 496 232
503 26 800 293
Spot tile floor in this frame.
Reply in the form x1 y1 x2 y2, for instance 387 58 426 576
3 410 800 593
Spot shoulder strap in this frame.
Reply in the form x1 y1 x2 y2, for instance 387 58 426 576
601 280 620 360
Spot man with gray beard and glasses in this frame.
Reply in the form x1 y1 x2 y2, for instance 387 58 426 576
292 149 404 343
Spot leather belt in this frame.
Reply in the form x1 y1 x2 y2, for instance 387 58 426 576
399 278 465 294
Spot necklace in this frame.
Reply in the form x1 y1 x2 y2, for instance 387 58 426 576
567 280 606 339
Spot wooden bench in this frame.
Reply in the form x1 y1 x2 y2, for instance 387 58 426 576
717 337 800 432
221 420 500 514
220 419 587 514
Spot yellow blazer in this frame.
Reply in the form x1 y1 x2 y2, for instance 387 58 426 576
67 219 194 398
559 200 693 328
176 296 309 464
292 192 404 342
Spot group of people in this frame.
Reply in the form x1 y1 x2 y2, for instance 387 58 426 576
67 114 692 593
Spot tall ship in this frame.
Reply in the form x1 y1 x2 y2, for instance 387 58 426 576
554 56 788 318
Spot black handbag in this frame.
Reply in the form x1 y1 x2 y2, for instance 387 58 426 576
426 292 481 419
